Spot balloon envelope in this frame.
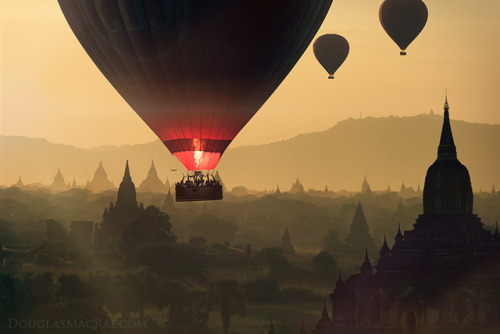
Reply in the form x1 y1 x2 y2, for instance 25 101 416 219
58 0 333 170
379 0 428 54
313 34 349 79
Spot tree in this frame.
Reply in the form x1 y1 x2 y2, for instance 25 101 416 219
105 270 157 320
0 219 15 244
55 273 110 326
0 274 24 328
322 229 343 256
243 278 281 303
211 279 246 334
155 280 212 333
312 251 338 275
255 247 291 278
57 273 88 300
117 205 176 258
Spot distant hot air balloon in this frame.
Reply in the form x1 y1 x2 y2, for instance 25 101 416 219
313 34 349 79
379 0 428 55
58 0 332 201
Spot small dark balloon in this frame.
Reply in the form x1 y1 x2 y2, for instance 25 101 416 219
379 0 428 55
313 34 349 79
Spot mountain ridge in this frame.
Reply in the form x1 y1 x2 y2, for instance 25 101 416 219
1 113 498 191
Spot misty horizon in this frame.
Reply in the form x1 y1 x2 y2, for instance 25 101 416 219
2 112 499 192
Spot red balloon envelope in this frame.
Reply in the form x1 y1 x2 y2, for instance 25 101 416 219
379 0 428 55
58 0 332 170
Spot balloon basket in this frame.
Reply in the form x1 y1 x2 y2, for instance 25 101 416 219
328 75 334 79
175 184 223 202
175 172 223 202
400 51 407 56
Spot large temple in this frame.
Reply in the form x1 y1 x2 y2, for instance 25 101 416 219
321 97 500 334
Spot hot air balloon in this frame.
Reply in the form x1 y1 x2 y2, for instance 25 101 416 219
379 0 428 55
313 34 349 79
58 0 332 201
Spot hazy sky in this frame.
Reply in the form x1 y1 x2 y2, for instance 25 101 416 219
1 0 499 149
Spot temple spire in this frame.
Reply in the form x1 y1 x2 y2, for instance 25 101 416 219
437 93 457 160
381 234 389 250
315 299 332 329
360 248 373 274
116 160 137 208
124 160 131 181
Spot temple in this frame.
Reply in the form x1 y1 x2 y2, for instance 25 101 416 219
50 168 69 192
138 160 168 193
94 161 143 250
324 96 500 333
86 161 115 193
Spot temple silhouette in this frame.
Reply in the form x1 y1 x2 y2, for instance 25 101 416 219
343 202 377 258
86 161 115 193
361 176 371 195
290 177 305 193
50 168 69 192
138 160 168 193
314 96 500 333
94 161 144 250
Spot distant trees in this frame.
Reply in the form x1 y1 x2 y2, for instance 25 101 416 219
102 270 157 320
188 215 238 244
155 280 213 334
0 219 15 243
312 251 338 275
0 272 110 331
117 205 176 256
242 278 317 304
243 278 281 303
255 247 291 278
114 205 215 279
32 240 92 267
323 229 344 255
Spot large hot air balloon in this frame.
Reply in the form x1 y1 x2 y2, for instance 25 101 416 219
58 0 332 201
313 34 349 79
379 0 428 55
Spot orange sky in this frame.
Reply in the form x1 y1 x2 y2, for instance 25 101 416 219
1 0 499 149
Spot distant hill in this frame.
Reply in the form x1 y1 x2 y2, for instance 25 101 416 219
1 114 498 191
220 114 500 191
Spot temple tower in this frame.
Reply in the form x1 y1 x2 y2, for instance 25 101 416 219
423 95 473 215
344 202 376 256
116 160 137 209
